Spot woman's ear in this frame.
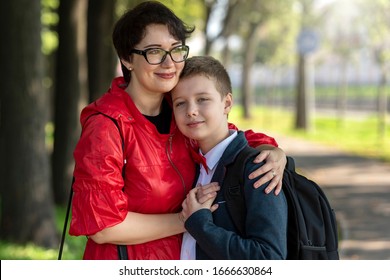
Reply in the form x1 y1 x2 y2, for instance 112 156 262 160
120 58 133 71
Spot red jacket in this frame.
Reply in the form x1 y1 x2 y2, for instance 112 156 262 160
69 77 278 260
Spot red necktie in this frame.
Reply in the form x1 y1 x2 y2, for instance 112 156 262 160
190 148 208 174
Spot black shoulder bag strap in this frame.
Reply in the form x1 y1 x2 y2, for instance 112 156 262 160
58 177 74 260
58 114 128 260
224 146 295 238
224 146 259 237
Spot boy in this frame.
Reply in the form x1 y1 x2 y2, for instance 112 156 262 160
171 56 288 260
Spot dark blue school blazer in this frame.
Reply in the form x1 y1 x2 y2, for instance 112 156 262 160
185 131 288 260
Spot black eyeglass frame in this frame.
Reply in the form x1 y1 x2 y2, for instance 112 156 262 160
130 45 190 65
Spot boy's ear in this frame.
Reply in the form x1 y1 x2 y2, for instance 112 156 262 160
224 93 233 114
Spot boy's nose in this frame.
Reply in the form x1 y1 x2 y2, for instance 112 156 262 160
186 105 198 117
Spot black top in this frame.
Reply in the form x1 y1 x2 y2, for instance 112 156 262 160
143 98 172 134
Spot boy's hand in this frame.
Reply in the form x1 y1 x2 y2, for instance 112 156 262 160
181 184 219 221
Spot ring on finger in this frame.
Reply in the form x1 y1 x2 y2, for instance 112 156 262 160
271 170 276 177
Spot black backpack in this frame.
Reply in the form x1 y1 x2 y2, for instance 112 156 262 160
224 146 340 260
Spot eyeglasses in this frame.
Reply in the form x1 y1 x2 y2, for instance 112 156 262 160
130 45 190 65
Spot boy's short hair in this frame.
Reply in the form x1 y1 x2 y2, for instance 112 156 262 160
180 56 232 98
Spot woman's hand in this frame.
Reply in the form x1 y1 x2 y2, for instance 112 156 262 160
181 183 219 221
249 146 286 195
194 182 220 204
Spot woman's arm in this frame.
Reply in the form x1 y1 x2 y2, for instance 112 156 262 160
92 182 220 245
91 183 219 245
89 211 185 245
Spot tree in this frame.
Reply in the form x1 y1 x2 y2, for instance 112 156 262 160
52 0 88 205
223 0 295 119
295 0 317 130
240 9 264 119
201 0 239 56
294 0 334 131
333 31 361 125
0 0 58 247
87 0 117 102
358 0 390 141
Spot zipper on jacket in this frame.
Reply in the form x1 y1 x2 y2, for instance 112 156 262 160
166 134 187 199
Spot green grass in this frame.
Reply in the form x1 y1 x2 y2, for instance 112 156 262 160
230 105 390 162
0 241 59 260
254 85 389 99
0 206 86 260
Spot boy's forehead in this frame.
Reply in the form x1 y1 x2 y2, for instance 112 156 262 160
175 75 211 90
173 75 197 94
178 74 211 86
173 75 220 99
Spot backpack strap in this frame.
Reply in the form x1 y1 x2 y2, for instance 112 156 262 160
58 177 74 260
223 146 259 237
286 156 295 172
224 149 294 238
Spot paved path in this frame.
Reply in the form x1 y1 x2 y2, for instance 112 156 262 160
275 135 390 260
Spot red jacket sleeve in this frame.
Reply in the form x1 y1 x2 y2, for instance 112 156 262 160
69 114 128 236
228 123 278 148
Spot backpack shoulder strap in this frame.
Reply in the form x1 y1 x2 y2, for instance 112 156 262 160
57 177 74 260
286 156 295 172
224 151 295 237
223 146 259 237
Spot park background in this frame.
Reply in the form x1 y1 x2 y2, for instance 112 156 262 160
0 0 389 259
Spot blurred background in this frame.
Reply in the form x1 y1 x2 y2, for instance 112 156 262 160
0 0 389 259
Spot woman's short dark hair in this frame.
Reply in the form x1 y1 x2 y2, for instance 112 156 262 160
112 1 195 83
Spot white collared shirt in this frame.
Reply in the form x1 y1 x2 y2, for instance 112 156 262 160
180 130 238 260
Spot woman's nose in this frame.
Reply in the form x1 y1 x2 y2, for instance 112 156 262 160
160 53 175 67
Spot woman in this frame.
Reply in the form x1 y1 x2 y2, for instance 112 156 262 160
69 1 286 260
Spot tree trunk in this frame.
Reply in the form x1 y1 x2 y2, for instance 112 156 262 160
88 0 116 102
52 0 88 205
203 1 213 55
337 60 348 127
0 0 58 247
221 41 232 67
240 23 259 119
377 64 388 141
295 53 309 130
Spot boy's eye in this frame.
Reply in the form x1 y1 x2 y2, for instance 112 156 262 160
174 101 185 107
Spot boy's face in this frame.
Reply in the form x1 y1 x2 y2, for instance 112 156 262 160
171 75 232 153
